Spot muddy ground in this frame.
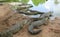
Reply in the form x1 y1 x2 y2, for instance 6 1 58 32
13 17 60 37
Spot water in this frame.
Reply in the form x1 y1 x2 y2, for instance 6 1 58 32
28 0 50 12
27 0 60 18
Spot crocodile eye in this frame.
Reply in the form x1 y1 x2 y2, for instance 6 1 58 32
50 15 52 17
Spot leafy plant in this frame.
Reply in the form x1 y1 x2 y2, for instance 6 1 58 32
32 0 45 6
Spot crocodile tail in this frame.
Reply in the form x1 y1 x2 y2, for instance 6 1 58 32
0 32 3 37
28 25 42 35
0 31 13 37
28 29 42 35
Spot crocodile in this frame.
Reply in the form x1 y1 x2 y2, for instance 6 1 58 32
28 12 52 18
25 12 52 22
17 4 33 9
40 12 53 19
15 4 33 11
28 12 53 35
28 18 48 35
0 20 28 37
17 9 44 15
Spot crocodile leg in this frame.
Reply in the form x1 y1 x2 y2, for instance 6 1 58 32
28 24 42 35
7 20 28 34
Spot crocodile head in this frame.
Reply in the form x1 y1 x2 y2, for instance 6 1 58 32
40 12 53 18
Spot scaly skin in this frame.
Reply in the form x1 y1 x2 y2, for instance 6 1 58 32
0 20 28 37
16 4 33 11
17 9 44 15
40 12 53 19
17 4 33 9
27 12 52 19
0 31 13 37
28 18 48 35
28 12 53 35
30 12 52 21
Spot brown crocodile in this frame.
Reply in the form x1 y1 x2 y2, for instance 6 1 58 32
0 3 34 37
0 20 28 37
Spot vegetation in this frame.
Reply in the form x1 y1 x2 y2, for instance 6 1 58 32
0 0 45 6
32 0 45 6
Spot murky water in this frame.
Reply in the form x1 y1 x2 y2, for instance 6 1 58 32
28 0 60 18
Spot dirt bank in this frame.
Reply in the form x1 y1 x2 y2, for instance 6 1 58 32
13 17 60 37
0 3 60 37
